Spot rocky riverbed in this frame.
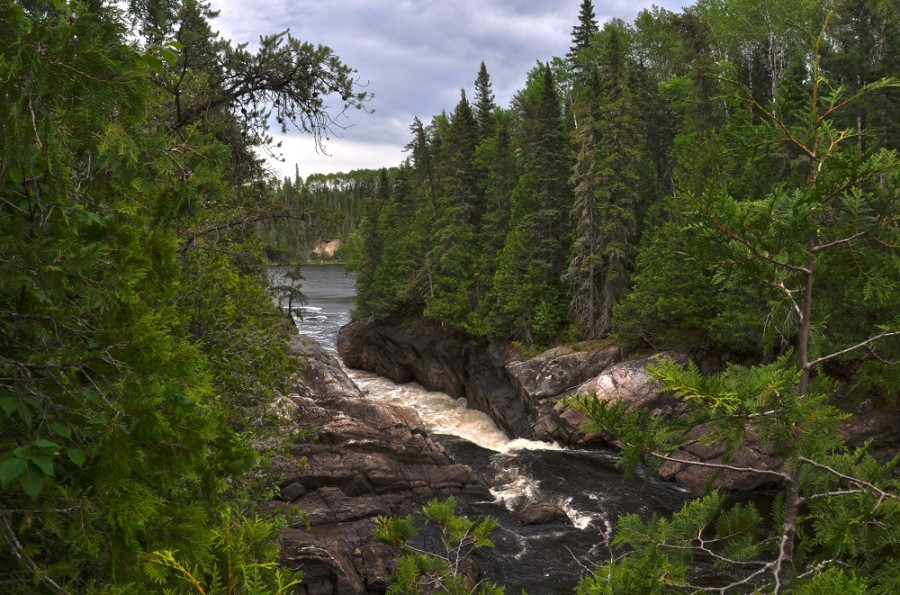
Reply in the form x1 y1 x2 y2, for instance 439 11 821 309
337 316 900 493
272 334 485 594
271 318 898 594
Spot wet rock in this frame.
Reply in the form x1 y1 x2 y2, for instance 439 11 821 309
657 424 783 492
338 317 531 438
515 502 571 526
336 318 900 495
840 405 900 471
276 334 484 593
506 345 622 410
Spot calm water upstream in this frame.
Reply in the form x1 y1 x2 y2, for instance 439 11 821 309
272 264 693 593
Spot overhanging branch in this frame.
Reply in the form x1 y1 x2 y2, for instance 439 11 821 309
177 212 310 253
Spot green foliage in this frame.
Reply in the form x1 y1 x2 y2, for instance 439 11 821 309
143 507 303 594
0 0 369 590
569 20 900 591
373 497 504 595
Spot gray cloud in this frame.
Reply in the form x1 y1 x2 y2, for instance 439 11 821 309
209 0 687 177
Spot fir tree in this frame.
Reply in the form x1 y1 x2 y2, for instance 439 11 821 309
567 0 600 64
474 61 497 138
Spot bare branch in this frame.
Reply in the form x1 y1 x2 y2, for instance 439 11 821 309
811 230 868 253
806 330 900 369
649 451 790 482
799 457 899 506
1 513 72 595
177 212 310 253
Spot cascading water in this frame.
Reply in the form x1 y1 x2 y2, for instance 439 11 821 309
276 264 691 593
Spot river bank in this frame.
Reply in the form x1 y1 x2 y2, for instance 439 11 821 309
337 316 900 493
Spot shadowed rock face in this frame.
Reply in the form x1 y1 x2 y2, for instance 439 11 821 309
275 334 485 595
336 318 900 495
338 318 531 438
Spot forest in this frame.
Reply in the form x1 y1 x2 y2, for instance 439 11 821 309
1 0 897 593
344 0 899 592
0 0 369 591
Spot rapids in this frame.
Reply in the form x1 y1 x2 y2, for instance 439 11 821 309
273 264 691 593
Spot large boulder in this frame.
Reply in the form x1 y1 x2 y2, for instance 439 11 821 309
532 355 683 446
515 501 572 526
506 344 623 441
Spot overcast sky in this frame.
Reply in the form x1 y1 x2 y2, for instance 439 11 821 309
209 1 688 180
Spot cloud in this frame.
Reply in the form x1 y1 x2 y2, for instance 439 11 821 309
209 0 688 179
264 136 406 180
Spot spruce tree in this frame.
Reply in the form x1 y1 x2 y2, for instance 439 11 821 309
487 65 572 343
426 91 482 328
572 28 900 593
474 61 497 138
354 169 389 317
593 23 651 335
567 0 600 64
566 78 603 338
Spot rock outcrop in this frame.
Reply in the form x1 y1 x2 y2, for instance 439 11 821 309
337 317 900 494
515 501 572 526
275 334 485 595
338 318 531 438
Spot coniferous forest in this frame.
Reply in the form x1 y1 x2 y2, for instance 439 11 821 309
1 0 898 593
344 0 899 592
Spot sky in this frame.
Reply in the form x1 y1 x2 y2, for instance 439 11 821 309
209 0 688 180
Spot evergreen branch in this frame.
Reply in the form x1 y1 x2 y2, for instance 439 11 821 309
798 457 899 506
1 513 72 595
805 330 900 369
696 201 811 275
720 77 814 161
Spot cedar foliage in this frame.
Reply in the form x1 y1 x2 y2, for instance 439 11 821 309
1 0 367 591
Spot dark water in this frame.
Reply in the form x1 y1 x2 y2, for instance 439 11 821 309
281 265 692 593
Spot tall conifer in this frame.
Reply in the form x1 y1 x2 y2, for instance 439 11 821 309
426 92 482 327
594 24 650 335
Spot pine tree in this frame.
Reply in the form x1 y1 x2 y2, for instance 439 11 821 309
474 61 497 139
487 65 572 343
567 0 600 64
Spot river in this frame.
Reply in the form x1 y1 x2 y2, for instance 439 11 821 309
273 264 693 593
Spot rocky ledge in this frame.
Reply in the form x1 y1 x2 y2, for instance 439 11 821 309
273 334 484 595
338 317 900 494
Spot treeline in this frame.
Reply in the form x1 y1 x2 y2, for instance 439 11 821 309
347 1 899 591
1 0 367 591
349 0 898 374
259 168 384 261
